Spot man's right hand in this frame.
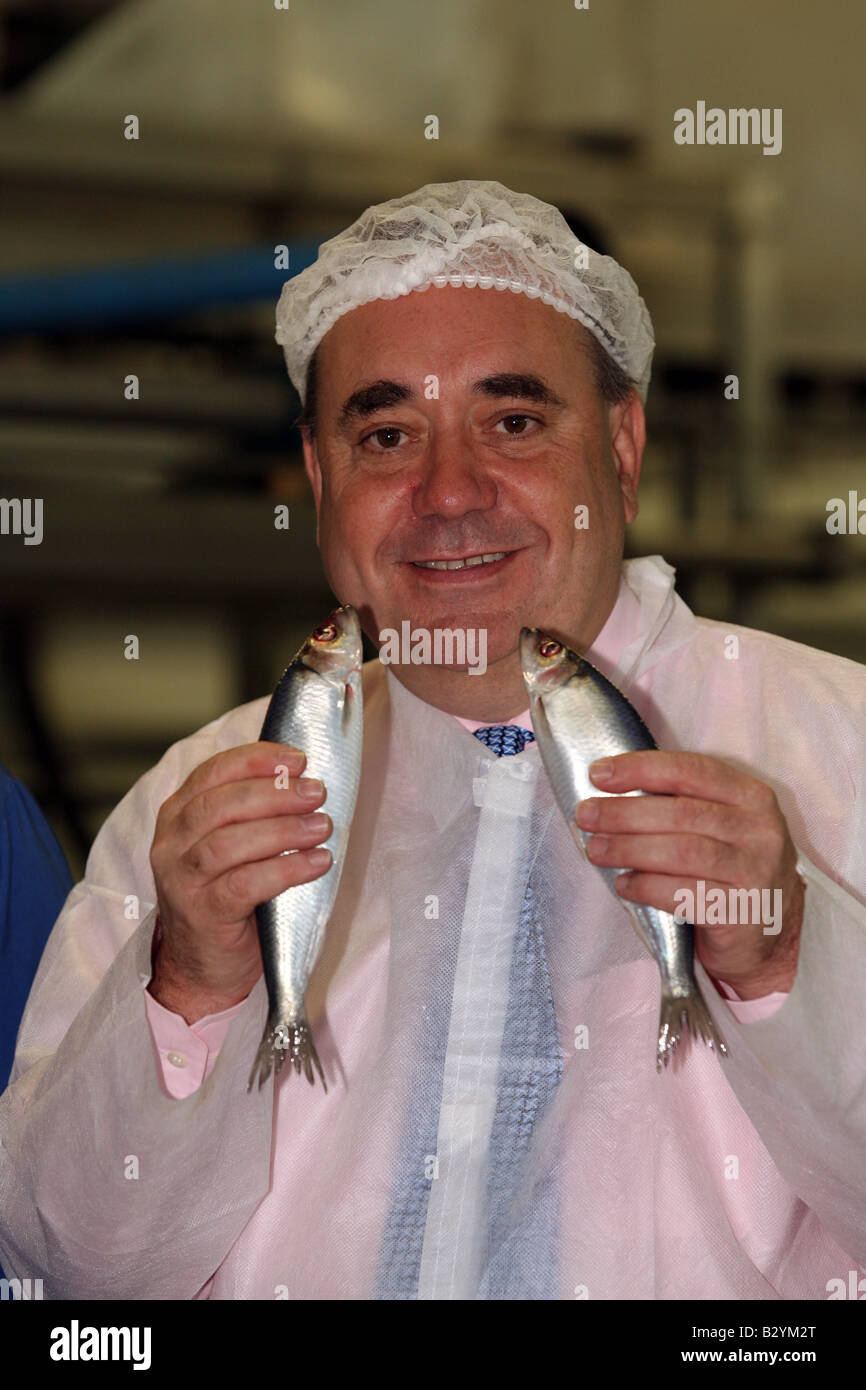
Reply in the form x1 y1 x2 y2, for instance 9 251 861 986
148 742 332 1024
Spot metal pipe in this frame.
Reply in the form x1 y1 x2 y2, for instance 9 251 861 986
0 242 320 331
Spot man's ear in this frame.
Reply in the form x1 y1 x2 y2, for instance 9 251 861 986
607 391 645 525
301 428 322 544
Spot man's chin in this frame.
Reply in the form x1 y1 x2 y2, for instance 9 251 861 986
375 615 518 657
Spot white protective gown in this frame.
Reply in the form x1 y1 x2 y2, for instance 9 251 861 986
1 555 865 1300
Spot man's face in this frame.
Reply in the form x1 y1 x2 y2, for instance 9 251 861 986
302 284 645 713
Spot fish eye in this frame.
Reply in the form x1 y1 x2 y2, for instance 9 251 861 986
539 639 562 659
313 622 338 643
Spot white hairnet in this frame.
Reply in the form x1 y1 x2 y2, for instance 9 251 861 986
275 179 655 404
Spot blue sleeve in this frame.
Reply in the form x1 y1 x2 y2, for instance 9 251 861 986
0 766 74 1090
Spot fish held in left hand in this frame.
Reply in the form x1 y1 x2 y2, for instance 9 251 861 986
521 626 727 1072
248 605 364 1092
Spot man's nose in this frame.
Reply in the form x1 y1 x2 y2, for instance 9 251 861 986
410 427 497 518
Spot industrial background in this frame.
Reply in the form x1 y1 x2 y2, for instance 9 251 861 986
1 0 864 878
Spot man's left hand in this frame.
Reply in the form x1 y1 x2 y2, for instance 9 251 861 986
576 751 805 1001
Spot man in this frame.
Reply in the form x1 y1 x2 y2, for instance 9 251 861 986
1 180 864 1300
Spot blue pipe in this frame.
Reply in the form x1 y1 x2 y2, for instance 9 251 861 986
0 242 321 332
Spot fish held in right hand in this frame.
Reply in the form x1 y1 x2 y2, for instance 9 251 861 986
520 626 727 1073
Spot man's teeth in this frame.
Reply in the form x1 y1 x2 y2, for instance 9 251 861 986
413 552 508 571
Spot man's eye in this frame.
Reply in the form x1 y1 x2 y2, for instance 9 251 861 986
361 426 407 450
494 414 540 436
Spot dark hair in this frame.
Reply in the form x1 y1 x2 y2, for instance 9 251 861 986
585 332 634 405
296 320 633 439
296 342 321 438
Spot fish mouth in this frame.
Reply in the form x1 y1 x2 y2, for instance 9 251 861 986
520 626 543 688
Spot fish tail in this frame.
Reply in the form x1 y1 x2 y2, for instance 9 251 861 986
246 1022 287 1092
296 1022 327 1090
656 985 728 1073
246 1017 327 1093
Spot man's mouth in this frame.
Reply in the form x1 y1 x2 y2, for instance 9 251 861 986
410 551 510 571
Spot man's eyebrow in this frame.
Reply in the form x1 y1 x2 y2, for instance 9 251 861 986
336 371 565 430
471 373 565 407
338 380 414 427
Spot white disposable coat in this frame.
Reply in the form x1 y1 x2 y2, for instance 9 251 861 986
2 556 865 1299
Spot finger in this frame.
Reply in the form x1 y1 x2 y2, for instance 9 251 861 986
576 794 747 847
611 872 786 937
585 830 752 885
588 750 774 811
205 845 333 925
168 742 306 817
183 811 333 884
173 773 327 852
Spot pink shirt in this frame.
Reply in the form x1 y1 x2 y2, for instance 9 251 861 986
145 574 786 1099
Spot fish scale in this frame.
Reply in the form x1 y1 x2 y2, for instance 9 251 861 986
248 605 363 1091
521 626 727 1072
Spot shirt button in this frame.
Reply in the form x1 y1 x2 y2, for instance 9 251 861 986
166 1051 188 1068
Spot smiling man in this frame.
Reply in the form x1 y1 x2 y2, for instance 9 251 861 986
1 181 865 1301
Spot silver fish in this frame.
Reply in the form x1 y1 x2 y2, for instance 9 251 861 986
248 605 364 1092
520 627 727 1072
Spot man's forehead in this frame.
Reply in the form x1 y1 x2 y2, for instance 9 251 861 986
325 283 584 348
317 287 595 395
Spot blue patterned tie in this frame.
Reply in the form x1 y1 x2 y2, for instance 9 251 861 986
374 725 561 1298
472 724 536 757
479 873 562 1297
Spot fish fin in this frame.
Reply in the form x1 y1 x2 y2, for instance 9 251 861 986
292 1018 328 1092
656 986 728 1074
246 1024 288 1093
246 1019 327 1093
